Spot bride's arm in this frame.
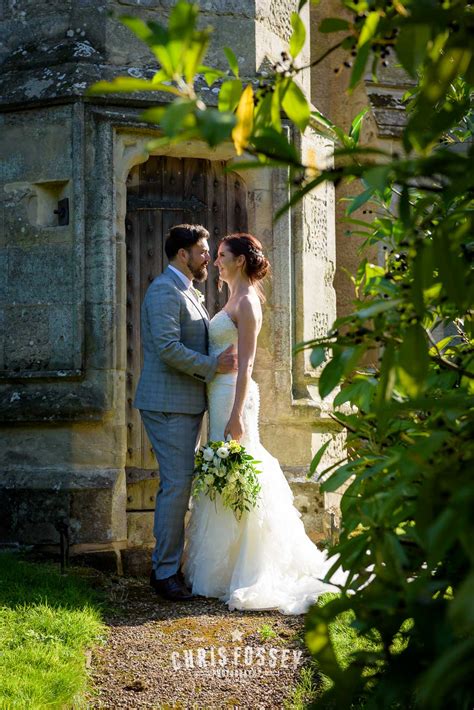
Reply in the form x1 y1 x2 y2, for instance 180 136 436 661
224 297 259 442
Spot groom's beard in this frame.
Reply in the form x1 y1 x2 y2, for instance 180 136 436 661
187 259 208 282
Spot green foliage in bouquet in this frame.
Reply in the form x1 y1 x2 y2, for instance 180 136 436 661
90 0 474 706
193 440 261 520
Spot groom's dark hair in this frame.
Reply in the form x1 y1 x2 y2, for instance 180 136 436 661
165 224 209 260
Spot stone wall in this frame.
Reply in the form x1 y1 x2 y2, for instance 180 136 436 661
309 0 407 320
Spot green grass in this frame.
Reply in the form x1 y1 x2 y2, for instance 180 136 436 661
258 623 278 641
284 663 320 709
0 552 106 709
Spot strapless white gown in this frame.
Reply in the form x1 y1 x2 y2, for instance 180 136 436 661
183 309 342 615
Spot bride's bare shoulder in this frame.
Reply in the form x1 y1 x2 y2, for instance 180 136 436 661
236 292 262 325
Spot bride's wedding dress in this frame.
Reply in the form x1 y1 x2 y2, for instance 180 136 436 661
183 309 342 614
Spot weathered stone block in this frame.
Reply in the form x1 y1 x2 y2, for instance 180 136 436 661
0 111 72 181
0 466 127 546
121 546 153 577
127 511 154 547
0 488 70 544
4 305 50 371
85 303 116 371
8 246 74 303
289 481 325 544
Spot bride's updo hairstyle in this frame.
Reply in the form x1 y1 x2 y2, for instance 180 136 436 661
219 233 270 300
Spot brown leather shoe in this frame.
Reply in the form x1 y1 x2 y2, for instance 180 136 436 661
150 572 194 601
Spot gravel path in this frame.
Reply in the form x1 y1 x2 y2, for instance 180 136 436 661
88 576 314 709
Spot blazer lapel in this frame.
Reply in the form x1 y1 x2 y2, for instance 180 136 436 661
183 289 210 330
165 266 210 328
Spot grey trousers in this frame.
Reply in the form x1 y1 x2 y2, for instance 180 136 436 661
140 410 203 580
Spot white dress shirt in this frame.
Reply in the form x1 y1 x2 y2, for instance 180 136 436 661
168 264 193 290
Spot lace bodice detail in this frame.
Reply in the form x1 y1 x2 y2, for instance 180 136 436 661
208 310 260 449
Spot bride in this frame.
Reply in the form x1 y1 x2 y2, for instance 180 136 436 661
183 233 342 615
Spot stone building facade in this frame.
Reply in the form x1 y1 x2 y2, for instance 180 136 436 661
0 0 392 572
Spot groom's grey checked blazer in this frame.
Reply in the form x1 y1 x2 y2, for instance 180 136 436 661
133 266 218 580
133 267 218 413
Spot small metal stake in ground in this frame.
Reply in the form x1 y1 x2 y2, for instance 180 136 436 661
55 520 70 574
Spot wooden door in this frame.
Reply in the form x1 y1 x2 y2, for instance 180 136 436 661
125 157 248 483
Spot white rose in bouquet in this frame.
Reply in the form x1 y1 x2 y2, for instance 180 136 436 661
203 447 214 461
216 446 230 459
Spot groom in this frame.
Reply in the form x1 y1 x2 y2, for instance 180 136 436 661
134 224 237 601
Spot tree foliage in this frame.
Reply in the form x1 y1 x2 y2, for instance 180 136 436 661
91 1 474 706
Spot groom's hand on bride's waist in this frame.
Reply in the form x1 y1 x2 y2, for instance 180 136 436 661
216 345 238 374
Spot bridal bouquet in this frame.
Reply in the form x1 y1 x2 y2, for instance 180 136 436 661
192 439 261 520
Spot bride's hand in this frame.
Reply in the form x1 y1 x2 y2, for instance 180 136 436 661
224 413 244 442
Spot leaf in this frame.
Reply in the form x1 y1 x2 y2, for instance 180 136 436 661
157 100 196 136
168 0 199 39
428 335 455 356
397 323 429 396
252 127 300 163
319 18 351 33
333 378 376 410
199 64 226 85
319 351 345 399
310 346 326 369
311 109 337 131
321 461 357 492
196 109 236 146
449 573 474 632
88 77 181 96
349 37 371 90
281 79 310 132
232 84 254 155
358 11 380 48
399 184 410 228
218 79 243 113
224 47 239 77
121 15 168 46
270 82 282 133
290 12 306 58
183 37 210 84
355 299 401 319
346 187 374 215
376 341 396 408
348 107 369 145
416 638 474 710
363 165 391 194
308 440 331 477
396 24 431 77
